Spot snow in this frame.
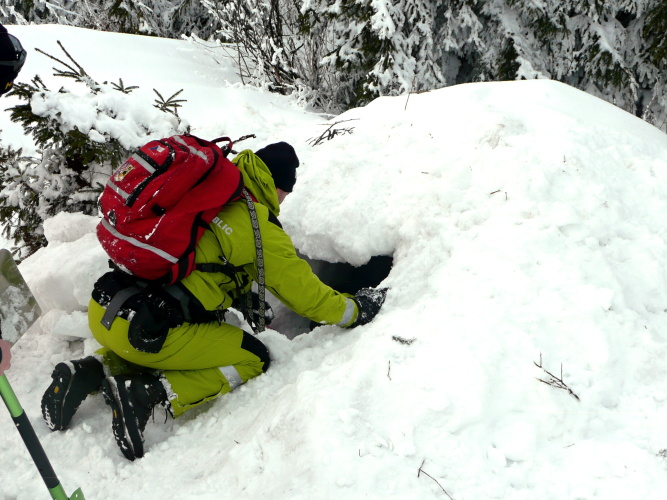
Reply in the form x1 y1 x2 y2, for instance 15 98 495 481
2 24 667 500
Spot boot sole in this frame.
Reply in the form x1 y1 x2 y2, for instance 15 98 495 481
41 362 75 431
102 377 144 461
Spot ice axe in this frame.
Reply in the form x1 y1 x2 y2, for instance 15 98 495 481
0 249 85 500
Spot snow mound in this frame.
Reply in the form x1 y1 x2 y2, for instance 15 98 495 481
3 25 667 500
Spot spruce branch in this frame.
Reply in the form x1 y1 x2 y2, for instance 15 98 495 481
153 89 186 116
35 41 99 91
110 79 139 94
2 41 187 259
534 353 580 401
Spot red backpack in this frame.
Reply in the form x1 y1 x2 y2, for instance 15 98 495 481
97 134 244 284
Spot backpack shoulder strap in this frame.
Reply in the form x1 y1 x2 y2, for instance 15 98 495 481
241 189 266 333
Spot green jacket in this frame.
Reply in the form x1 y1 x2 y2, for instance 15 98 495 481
179 150 358 327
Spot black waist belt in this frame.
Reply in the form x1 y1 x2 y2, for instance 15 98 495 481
92 270 224 353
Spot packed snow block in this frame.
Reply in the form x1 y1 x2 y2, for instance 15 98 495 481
40 310 92 340
19 212 108 312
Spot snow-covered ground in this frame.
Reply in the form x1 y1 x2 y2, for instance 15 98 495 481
2 25 667 500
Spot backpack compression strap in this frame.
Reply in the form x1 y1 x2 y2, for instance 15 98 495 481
100 285 142 329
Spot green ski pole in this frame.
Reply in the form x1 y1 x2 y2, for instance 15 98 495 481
0 365 84 499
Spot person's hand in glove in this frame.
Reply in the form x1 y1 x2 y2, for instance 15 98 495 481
349 287 388 327
233 291 274 327
251 292 274 327
0 339 12 376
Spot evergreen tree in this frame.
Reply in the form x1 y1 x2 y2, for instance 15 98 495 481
1 0 219 39
433 1 492 84
0 43 188 258
642 1 667 128
478 0 667 129
2 0 90 26
405 0 667 131
301 0 446 109
3 0 666 128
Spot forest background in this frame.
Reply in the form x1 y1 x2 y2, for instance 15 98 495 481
0 0 666 259
1 0 666 126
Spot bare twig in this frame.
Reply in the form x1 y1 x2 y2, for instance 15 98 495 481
392 335 417 345
387 360 391 381
534 353 580 401
489 190 508 200
308 119 358 146
404 76 417 111
418 459 454 499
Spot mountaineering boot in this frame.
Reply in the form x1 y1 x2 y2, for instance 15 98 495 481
41 356 105 431
102 373 168 461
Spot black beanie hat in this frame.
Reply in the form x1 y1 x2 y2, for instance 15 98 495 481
0 25 25 96
255 142 300 192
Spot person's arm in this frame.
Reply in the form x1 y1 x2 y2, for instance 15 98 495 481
258 220 358 326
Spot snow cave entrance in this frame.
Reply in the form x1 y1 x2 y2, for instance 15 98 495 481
268 255 393 338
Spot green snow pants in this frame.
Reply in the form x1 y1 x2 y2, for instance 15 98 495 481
88 299 270 417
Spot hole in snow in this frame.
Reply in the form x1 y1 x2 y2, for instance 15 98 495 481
310 255 393 295
267 255 393 338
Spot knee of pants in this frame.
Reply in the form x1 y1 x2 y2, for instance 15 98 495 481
241 332 271 372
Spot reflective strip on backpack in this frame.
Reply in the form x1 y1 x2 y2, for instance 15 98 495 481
173 135 209 162
100 218 179 264
131 152 157 173
106 180 130 200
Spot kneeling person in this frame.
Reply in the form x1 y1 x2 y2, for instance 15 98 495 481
42 142 386 460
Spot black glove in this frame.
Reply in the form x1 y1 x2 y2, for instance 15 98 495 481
233 292 274 327
350 287 388 327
